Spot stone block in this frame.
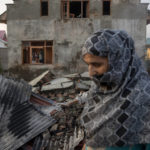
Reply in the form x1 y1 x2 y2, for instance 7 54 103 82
41 78 74 91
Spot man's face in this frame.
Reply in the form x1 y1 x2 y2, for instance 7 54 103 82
83 53 109 77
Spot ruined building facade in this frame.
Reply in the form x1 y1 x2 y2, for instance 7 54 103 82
6 0 147 71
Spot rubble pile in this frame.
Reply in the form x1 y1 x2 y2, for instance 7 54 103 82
47 102 85 150
28 71 91 150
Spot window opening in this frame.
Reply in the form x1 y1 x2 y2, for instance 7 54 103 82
62 0 89 19
83 1 88 18
41 0 48 16
103 0 110 15
70 2 81 18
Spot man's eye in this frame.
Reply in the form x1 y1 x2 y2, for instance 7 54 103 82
92 63 102 67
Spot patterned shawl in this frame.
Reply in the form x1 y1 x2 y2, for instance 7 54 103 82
77 29 150 148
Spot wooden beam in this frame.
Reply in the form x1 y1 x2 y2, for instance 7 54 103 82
67 0 69 18
29 47 32 64
44 41 46 64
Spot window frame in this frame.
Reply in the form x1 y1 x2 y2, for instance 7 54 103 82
22 41 53 65
61 0 89 19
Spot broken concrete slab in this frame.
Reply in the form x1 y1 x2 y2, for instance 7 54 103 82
81 72 90 78
50 77 71 84
63 73 80 78
32 87 39 93
76 82 89 90
41 78 74 91
29 70 49 86
81 80 91 86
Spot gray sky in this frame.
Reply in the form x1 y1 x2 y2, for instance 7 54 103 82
141 0 150 3
0 0 14 15
0 0 13 32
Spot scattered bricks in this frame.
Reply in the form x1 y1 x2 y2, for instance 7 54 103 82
32 87 39 93
42 76 49 83
56 132 64 136
63 92 68 97
50 109 57 116
80 90 85 94
69 94 75 99
59 125 66 130
28 71 91 150
59 118 66 124
56 93 65 102
67 120 73 128
49 93 56 99
76 82 89 90
69 89 76 94
57 97 65 102
42 130 51 139
50 124 58 132
57 93 63 97
82 80 91 86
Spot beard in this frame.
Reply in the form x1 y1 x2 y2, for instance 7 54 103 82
91 74 115 91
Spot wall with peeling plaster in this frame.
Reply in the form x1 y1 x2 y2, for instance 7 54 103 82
6 0 147 72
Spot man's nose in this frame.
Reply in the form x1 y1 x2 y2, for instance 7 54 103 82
88 65 96 77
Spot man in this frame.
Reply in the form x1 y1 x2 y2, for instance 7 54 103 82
67 29 150 150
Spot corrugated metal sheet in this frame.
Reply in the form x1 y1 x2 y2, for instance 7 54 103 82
0 75 56 150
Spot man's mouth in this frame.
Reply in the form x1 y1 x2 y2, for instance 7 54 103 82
92 74 104 80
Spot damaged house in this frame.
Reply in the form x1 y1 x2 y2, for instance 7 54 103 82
3 0 148 70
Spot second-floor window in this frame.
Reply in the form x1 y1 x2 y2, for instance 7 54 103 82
103 0 111 15
41 0 48 16
61 0 89 19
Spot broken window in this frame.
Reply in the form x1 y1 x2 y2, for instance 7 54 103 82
41 0 48 16
22 41 53 64
103 0 111 15
62 0 89 19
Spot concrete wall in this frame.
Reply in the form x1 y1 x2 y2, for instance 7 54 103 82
0 48 8 70
7 0 147 72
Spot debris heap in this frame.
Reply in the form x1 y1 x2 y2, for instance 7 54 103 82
26 71 91 150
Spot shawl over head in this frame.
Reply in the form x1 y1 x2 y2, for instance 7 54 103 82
78 29 150 148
